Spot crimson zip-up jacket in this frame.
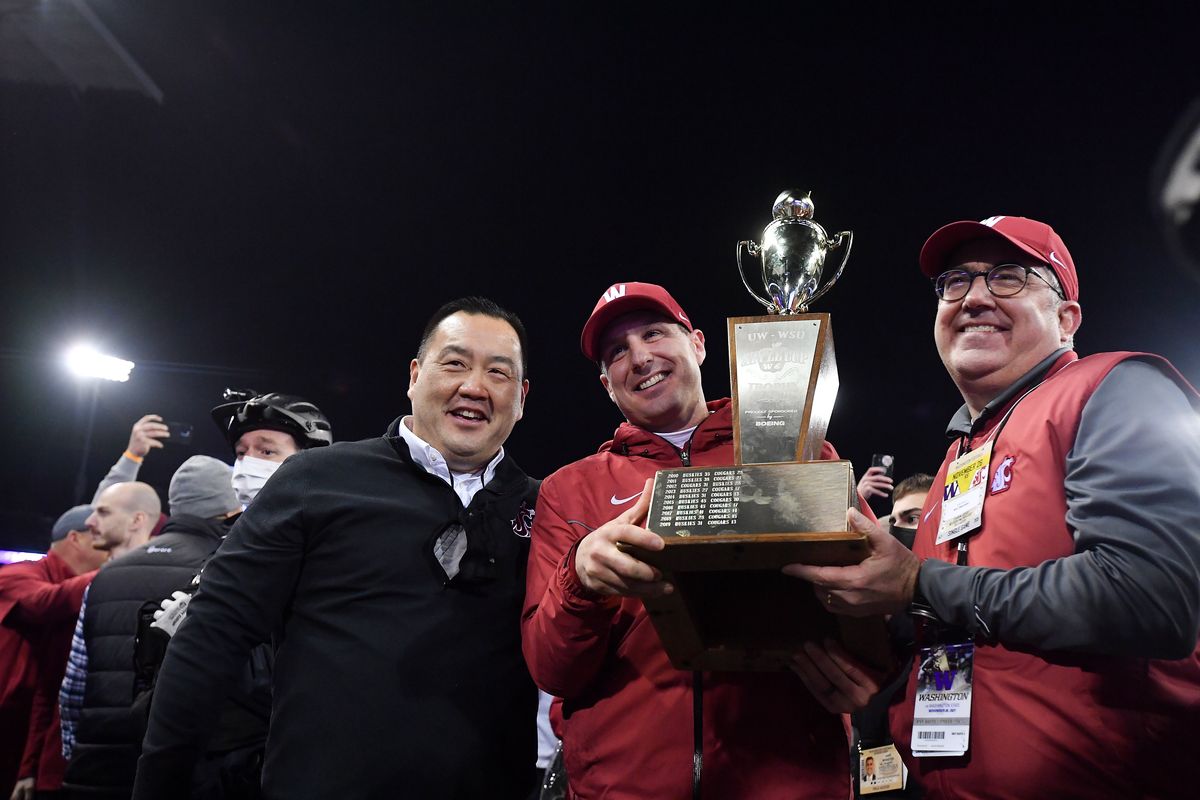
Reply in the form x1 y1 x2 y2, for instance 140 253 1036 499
523 399 852 800
0 551 94 793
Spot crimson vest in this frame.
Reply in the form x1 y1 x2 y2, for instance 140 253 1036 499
890 351 1200 800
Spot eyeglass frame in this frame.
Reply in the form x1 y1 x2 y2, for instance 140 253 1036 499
933 263 1066 302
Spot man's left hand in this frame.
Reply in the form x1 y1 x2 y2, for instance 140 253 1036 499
783 507 920 617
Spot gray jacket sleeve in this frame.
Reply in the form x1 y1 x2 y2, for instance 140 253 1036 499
921 359 1200 659
91 453 142 503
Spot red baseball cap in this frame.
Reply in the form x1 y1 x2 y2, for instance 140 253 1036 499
580 282 693 361
919 215 1079 301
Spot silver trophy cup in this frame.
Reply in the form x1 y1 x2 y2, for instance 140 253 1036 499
736 190 853 314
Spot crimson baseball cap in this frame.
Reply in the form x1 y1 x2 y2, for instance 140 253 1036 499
919 215 1079 301
580 282 693 361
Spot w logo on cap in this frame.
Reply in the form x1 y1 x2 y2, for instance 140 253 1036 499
980 216 1007 227
602 284 627 304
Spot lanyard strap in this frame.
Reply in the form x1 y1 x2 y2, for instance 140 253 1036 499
950 383 1041 565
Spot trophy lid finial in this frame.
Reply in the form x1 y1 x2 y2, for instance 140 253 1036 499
772 190 814 221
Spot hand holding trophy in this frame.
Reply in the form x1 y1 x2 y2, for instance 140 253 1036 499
631 190 889 672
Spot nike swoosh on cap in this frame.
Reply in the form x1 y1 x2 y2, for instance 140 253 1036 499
1049 251 1066 268
610 491 644 505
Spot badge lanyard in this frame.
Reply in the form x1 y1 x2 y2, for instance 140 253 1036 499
914 383 1042 758
936 383 1039 564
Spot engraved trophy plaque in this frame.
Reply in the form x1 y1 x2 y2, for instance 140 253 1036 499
631 190 889 672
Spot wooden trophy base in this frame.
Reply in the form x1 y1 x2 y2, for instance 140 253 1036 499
626 460 892 672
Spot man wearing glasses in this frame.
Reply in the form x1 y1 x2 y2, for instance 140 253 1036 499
786 216 1200 798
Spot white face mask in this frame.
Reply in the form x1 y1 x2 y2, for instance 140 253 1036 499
231 455 282 507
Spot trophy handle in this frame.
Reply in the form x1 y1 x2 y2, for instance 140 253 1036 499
736 240 777 312
805 230 853 308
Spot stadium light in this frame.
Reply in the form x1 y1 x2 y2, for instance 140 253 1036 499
64 344 135 382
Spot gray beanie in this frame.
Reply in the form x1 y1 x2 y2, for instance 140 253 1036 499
169 456 239 519
52 505 93 542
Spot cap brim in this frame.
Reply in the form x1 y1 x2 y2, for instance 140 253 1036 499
919 221 1049 277
580 296 678 361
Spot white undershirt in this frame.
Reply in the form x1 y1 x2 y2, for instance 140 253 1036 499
653 425 698 450
395 416 503 507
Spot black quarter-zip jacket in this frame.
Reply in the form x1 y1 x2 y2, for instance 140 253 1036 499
134 418 540 800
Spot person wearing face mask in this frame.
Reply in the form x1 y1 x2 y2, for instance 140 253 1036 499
883 474 934 549
211 390 333 508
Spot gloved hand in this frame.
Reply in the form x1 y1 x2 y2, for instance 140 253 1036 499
150 590 192 637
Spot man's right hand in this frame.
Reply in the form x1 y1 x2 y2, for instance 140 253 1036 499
791 639 884 714
575 478 673 598
127 414 170 458
857 466 894 500
9 777 34 800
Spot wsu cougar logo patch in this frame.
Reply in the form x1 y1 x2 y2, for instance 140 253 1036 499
990 455 1015 494
511 501 535 538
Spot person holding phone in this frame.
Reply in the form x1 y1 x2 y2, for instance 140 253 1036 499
857 454 895 507
92 391 332 515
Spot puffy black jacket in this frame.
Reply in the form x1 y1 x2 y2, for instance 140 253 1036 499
65 515 228 795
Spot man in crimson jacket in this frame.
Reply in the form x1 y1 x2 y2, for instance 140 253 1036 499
1 506 107 798
522 282 871 799
786 216 1200 799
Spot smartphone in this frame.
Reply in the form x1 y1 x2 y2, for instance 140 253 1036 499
164 421 194 446
871 453 895 478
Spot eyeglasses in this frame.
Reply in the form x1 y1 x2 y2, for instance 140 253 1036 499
933 263 1065 302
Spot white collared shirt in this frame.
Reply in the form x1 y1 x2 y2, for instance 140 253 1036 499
395 416 504 507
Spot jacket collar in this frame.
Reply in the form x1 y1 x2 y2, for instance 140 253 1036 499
946 348 1077 438
156 513 229 545
41 548 77 581
602 398 733 458
383 416 531 501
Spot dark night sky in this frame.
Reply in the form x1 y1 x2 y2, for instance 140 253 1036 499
3 3 1199 546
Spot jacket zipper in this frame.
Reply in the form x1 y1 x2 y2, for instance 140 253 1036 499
679 438 698 799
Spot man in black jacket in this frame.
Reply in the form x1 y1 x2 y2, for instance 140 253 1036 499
133 297 540 800
63 456 241 798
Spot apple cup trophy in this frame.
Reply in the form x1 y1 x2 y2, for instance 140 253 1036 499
631 190 890 672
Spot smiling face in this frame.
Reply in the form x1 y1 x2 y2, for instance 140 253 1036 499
407 311 528 472
598 310 708 432
934 239 1081 415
